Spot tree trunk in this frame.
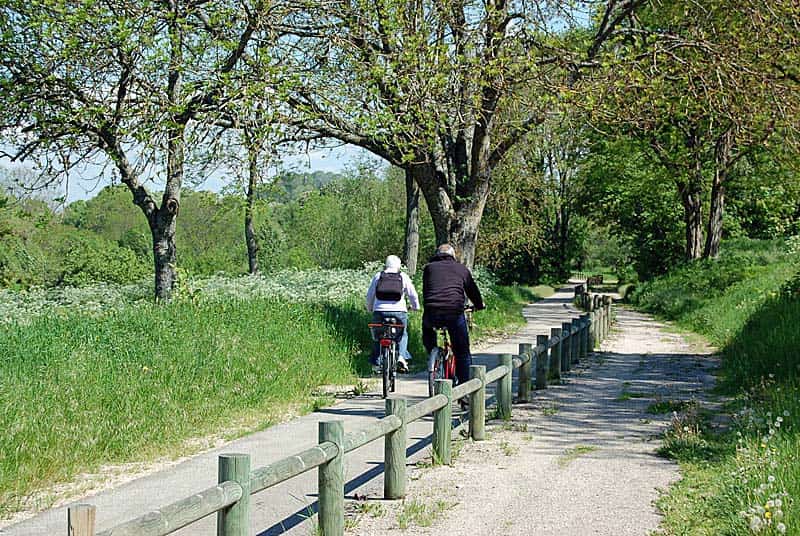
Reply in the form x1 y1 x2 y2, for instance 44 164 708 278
153 123 184 300
412 160 491 270
245 140 260 275
403 169 420 275
704 175 725 259
151 215 177 300
704 129 733 259
678 180 704 260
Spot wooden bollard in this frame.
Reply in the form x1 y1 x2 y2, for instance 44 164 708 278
605 296 613 335
384 398 406 499
535 335 549 389
318 421 344 536
470 365 486 440
549 327 562 381
68 504 96 536
596 296 605 342
580 314 590 359
498 354 513 420
571 318 581 364
217 453 251 536
518 343 532 402
433 379 452 465
561 322 572 372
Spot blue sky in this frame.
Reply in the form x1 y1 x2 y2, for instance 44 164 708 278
1 143 372 204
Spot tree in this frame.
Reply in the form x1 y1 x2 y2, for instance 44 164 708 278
587 0 800 259
283 0 644 267
0 0 277 298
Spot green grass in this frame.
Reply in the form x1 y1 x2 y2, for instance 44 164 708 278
557 445 598 467
397 498 454 529
0 298 359 515
631 237 800 535
0 280 534 517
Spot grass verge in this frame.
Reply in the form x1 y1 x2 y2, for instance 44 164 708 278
0 281 536 519
630 237 800 535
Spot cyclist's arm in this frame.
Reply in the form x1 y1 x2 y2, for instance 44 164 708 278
365 274 378 312
404 273 421 311
464 271 485 311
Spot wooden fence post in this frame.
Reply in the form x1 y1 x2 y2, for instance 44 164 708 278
498 354 513 420
535 335 549 390
68 504 96 536
596 296 605 342
571 318 581 364
318 421 344 536
433 379 452 465
384 398 406 500
517 343 532 402
549 327 562 382
470 365 486 440
605 296 613 336
580 314 590 360
561 322 572 372
217 454 251 536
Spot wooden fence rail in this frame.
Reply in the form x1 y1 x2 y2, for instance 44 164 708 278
68 295 615 536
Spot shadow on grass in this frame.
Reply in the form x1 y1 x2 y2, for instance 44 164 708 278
322 301 428 376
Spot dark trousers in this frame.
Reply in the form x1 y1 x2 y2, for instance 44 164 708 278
422 312 472 386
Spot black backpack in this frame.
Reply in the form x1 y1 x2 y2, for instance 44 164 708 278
375 271 404 301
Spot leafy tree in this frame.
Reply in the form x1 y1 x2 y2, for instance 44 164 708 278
587 0 800 259
284 0 644 267
0 0 280 299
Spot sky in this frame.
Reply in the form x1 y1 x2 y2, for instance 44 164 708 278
1 143 375 205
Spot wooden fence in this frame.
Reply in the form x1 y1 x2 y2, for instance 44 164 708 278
66 296 615 536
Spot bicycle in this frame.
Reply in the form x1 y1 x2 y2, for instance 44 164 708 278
368 317 405 398
427 307 473 398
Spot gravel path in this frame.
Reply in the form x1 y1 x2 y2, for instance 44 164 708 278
349 305 719 536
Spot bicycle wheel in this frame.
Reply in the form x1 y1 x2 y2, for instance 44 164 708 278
389 343 397 393
382 345 391 399
444 348 456 383
428 347 444 397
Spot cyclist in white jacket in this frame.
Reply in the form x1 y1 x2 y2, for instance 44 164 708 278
366 255 420 372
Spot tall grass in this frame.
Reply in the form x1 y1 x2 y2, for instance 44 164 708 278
0 274 538 518
631 237 800 535
0 298 357 514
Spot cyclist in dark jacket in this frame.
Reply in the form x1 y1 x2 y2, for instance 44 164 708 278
422 243 485 388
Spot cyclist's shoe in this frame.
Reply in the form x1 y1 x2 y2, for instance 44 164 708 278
458 397 469 411
397 357 409 373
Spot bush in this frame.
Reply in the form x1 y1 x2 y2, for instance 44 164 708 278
60 234 150 286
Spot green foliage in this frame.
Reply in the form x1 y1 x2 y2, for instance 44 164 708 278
0 195 149 288
60 234 149 286
630 238 799 343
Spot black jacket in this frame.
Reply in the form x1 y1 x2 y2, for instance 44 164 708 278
422 253 485 314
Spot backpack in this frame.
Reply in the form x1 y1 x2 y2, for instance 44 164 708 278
375 271 404 301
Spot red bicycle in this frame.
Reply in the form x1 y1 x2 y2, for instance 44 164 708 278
427 308 473 398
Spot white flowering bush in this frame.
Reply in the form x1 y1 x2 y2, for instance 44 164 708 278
1 260 504 326
0 265 380 326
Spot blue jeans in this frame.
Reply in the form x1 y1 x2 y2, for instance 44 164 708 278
370 311 411 365
422 312 471 385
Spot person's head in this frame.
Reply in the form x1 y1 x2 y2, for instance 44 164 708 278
436 243 456 258
384 254 402 272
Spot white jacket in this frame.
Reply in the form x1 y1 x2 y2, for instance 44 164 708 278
365 269 420 313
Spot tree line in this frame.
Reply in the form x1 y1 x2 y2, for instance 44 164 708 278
1 0 798 298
